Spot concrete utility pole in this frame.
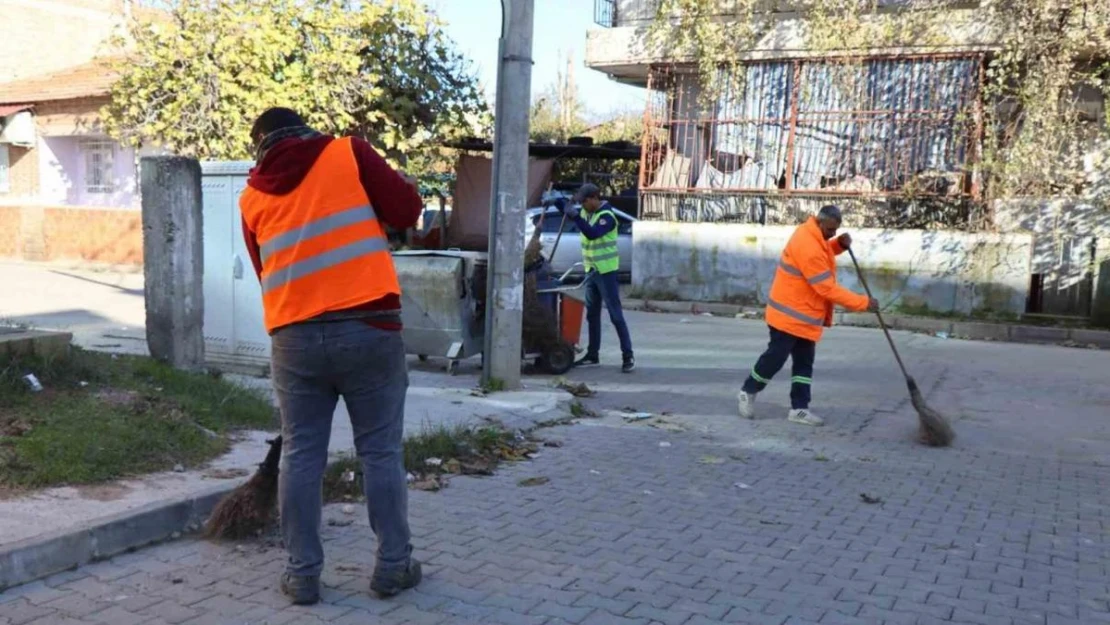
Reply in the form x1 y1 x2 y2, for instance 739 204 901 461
483 0 535 390
141 156 204 371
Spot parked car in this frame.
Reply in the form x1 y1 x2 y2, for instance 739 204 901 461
524 205 635 282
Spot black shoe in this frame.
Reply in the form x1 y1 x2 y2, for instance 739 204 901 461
370 559 423 598
622 357 635 373
574 355 600 368
280 573 320 605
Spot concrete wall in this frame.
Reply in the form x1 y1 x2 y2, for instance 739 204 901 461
586 5 991 79
0 0 129 82
995 198 1110 319
632 221 1033 315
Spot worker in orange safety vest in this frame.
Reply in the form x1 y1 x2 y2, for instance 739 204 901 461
239 107 423 606
737 205 879 426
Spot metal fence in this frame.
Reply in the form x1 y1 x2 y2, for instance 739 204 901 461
594 0 617 27
640 55 987 225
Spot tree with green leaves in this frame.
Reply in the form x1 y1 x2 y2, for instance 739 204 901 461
647 0 1110 205
103 0 489 182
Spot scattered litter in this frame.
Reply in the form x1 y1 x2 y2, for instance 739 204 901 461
425 457 443 467
22 374 43 393
341 504 356 515
659 442 672 448
643 490 654 495
700 312 713 317
556 379 596 398
729 453 748 463
203 468 249 480
589 470 601 475
543 440 564 448
195 424 219 439
648 418 687 433
171 577 184 584
518 476 550 487
813 454 830 462
622 412 653 422
342 470 356 483
173 464 185 473
79 381 89 388
526 453 540 460
698 455 725 465
734 482 751 490
335 564 361 573
934 332 950 339
170 532 181 540
859 493 883 505
679 318 692 324
406 472 416 483
411 476 445 491
621 406 639 413
759 520 785 526
858 456 876 463
327 518 354 527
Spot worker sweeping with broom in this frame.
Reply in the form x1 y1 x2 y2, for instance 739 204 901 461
737 205 878 426
210 107 425 606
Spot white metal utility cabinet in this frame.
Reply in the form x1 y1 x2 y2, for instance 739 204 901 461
200 161 271 375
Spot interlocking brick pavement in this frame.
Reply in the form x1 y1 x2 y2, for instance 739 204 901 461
2 414 1107 625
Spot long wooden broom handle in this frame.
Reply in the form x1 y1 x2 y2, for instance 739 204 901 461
847 247 912 381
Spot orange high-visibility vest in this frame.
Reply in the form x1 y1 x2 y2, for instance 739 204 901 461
764 217 870 342
239 137 401 333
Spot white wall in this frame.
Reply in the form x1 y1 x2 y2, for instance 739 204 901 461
633 221 1034 315
36 135 141 208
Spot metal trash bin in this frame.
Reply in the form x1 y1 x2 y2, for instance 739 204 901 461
392 250 487 374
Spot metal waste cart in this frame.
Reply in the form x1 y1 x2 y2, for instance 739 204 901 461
393 250 487 374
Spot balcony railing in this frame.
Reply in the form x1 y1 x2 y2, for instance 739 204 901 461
594 0 616 27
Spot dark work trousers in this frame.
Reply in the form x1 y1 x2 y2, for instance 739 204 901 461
741 326 816 410
584 269 634 360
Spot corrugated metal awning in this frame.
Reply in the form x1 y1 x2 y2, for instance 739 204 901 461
0 104 33 117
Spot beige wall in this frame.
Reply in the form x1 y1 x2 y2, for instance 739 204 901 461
0 0 129 82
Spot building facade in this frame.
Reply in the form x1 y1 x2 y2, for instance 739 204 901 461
0 0 151 267
585 0 1110 320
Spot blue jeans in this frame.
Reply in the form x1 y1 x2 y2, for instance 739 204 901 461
271 320 412 578
584 270 633 360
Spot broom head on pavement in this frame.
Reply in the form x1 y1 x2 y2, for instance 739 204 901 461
204 435 283 540
907 377 955 447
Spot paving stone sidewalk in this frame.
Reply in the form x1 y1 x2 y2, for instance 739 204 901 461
2 418 1107 625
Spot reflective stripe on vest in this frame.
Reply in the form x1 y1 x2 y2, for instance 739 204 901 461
778 260 833 285
259 204 378 264
767 298 825 326
261 236 391 293
581 209 619 274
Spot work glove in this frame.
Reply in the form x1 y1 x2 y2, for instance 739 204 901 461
837 233 852 249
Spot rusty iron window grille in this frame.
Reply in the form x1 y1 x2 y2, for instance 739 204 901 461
639 54 987 220
594 0 617 28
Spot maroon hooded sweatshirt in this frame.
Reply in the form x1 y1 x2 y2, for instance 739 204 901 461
242 135 422 331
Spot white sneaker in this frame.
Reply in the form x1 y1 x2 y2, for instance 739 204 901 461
737 392 756 419
788 409 824 427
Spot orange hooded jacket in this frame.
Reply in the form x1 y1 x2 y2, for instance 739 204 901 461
765 217 870 342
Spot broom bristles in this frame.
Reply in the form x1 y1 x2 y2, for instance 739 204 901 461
906 378 955 447
204 436 283 540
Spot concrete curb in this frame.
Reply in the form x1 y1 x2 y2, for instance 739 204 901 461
625 299 1110 348
0 483 233 592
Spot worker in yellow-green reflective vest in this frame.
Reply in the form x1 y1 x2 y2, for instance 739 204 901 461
555 183 635 373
